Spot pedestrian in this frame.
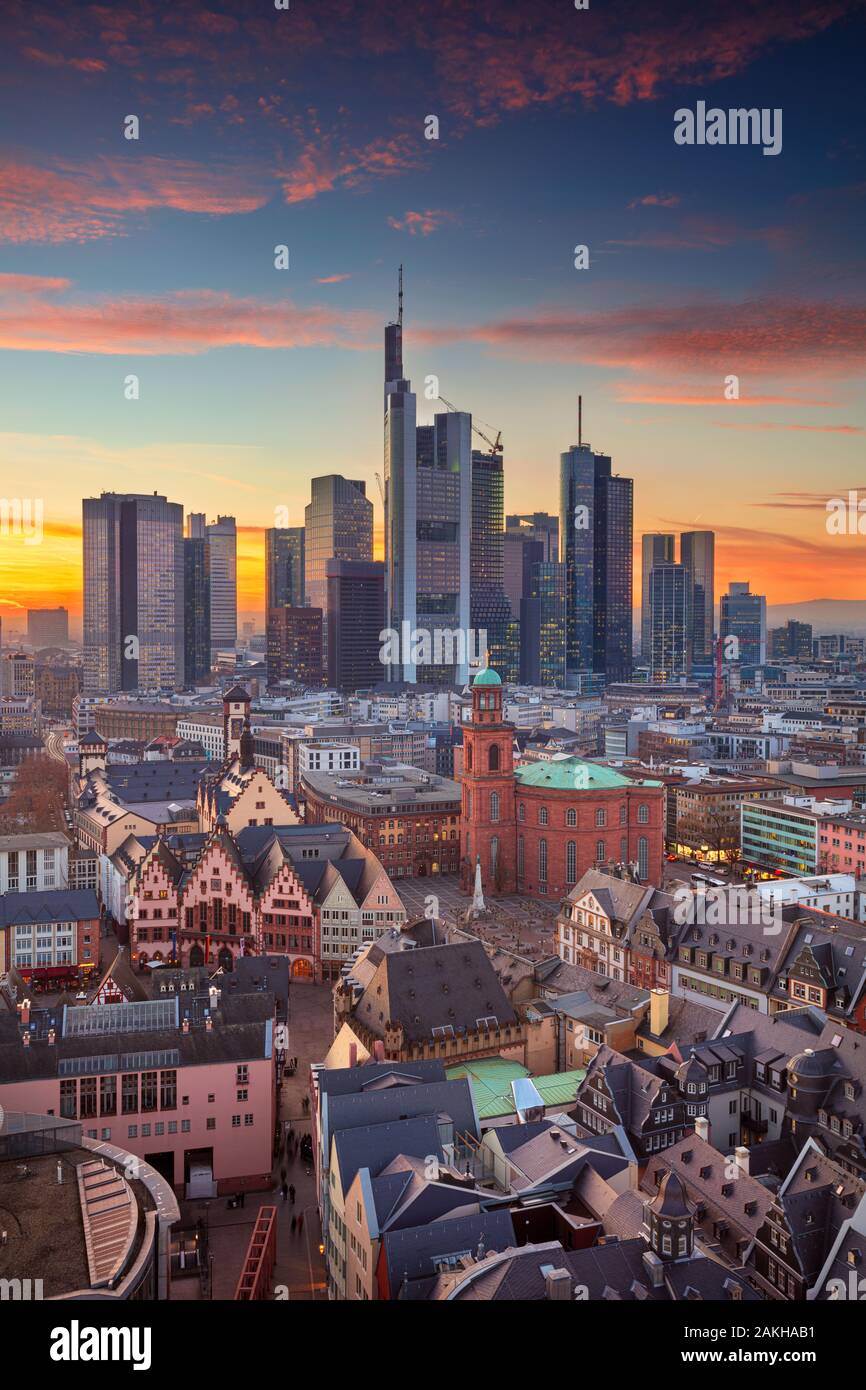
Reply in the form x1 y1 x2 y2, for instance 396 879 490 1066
281 1181 288 1201
289 1184 295 1204
291 1215 296 1234
280 1166 287 1185
297 1212 304 1235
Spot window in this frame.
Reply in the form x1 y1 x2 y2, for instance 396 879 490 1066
566 808 576 827
122 1074 138 1115
538 838 548 883
566 841 577 885
466 743 472 770
596 840 606 863
100 1076 117 1116
490 792 500 823
638 804 649 824
517 835 524 878
518 802 525 822
538 806 548 826
488 743 500 772
638 837 649 880
596 808 606 828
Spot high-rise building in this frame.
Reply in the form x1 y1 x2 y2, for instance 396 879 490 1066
383 272 472 684
265 526 305 612
304 477 372 662
205 516 237 654
769 620 813 661
559 415 633 686
83 492 184 694
471 449 515 681
720 582 767 666
26 608 69 646
325 559 385 691
640 534 675 662
680 530 715 669
267 607 323 689
186 513 205 540
520 560 567 687
1 651 35 697
505 513 559 562
183 536 210 686
648 562 690 681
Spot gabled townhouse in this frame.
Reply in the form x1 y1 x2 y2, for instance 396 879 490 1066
555 869 675 985
751 1139 866 1300
767 910 866 1031
121 821 404 980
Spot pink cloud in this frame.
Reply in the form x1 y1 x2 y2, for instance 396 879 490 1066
387 208 455 236
0 155 272 243
315 274 351 284
627 193 681 209
0 278 376 356
416 297 866 377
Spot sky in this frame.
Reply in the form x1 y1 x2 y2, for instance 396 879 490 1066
0 0 864 637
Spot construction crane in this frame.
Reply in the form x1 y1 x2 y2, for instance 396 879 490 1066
374 472 386 507
436 394 503 456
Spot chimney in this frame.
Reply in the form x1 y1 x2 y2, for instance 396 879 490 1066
649 989 670 1037
373 1040 385 1062
545 1268 573 1301
349 1042 357 1068
695 1116 710 1143
734 1145 750 1176
642 1249 665 1288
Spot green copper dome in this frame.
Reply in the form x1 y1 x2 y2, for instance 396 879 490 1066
473 666 502 686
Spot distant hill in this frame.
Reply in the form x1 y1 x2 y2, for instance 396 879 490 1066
766 600 866 636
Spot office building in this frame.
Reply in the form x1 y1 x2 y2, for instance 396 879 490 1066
304 477 372 656
640 534 675 661
680 530 715 669
267 606 323 689
183 535 210 685
205 516 237 654
26 607 69 646
383 272 472 684
471 449 515 681
0 651 35 698
520 560 567 687
83 492 185 694
769 620 813 662
559 417 633 686
265 526 305 612
720 581 767 666
648 562 690 682
325 558 385 691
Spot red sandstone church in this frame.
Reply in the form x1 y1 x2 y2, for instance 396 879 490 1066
459 665 665 899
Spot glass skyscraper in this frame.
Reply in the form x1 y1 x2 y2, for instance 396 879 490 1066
471 449 515 680
205 515 237 654
184 535 210 685
559 439 633 686
265 526 305 611
304 476 372 660
648 561 690 681
641 533 675 662
681 530 715 669
720 581 767 666
83 492 184 694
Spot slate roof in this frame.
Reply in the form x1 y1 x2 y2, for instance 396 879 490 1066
644 1134 773 1246
382 1210 516 1297
332 1114 444 1194
0 888 100 927
325 1077 478 1152
354 939 517 1044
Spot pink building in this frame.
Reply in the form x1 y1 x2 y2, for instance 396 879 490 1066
0 987 276 1196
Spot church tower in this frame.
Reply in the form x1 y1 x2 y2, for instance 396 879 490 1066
460 664 516 893
222 685 251 762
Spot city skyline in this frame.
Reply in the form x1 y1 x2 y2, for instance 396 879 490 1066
0 1 864 632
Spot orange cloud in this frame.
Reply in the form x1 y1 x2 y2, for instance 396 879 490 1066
387 209 455 236
0 278 376 355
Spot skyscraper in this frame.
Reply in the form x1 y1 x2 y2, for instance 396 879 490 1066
206 516 237 654
769 620 813 661
183 535 210 685
648 562 690 681
325 559 385 691
559 410 633 686
304 477 372 657
83 492 184 694
520 560 567 687
471 449 514 680
641 534 675 662
680 530 715 669
720 582 767 666
383 272 472 684
265 526 305 612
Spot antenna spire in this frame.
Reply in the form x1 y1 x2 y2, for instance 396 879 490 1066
578 394 582 447
398 264 403 328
